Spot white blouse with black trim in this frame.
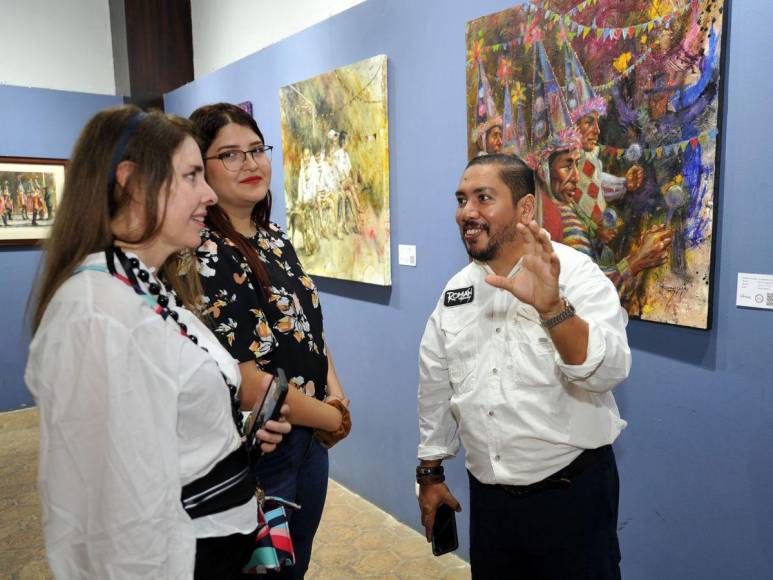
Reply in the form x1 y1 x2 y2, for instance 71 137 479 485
25 251 256 579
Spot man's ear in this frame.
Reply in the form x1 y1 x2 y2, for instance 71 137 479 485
518 193 536 224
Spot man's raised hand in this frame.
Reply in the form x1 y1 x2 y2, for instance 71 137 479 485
485 221 562 316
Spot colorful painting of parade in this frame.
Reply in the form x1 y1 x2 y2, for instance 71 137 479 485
466 0 725 329
279 55 391 286
0 162 64 242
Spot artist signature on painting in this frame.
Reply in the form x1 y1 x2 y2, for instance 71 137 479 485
662 284 688 307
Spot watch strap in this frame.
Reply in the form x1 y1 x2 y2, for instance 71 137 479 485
540 297 576 329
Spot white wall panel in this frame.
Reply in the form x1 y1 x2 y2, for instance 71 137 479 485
0 0 115 95
191 0 366 78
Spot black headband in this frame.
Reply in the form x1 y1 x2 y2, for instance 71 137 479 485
107 111 147 195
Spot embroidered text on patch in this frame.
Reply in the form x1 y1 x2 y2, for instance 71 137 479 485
444 286 474 307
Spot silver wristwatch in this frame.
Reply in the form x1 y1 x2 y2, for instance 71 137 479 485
540 297 576 329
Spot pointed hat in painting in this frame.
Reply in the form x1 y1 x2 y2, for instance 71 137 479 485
526 41 581 170
562 41 606 123
471 59 503 147
502 82 529 157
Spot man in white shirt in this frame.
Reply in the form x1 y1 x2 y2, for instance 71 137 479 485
417 153 631 579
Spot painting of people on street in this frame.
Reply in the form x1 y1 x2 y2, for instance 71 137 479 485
279 55 391 286
466 0 725 329
0 158 65 245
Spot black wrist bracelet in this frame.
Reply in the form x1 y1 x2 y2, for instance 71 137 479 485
416 465 444 477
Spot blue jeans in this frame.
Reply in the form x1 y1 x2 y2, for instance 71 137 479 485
256 426 329 579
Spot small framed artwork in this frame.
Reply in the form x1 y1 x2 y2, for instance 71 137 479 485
0 157 66 246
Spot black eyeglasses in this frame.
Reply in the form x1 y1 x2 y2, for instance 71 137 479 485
205 145 273 171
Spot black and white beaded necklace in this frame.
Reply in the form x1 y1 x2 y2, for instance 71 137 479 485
105 245 244 433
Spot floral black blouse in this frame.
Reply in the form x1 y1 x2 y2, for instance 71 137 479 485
197 222 327 401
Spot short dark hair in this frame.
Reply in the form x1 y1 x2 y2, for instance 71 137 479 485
466 154 534 205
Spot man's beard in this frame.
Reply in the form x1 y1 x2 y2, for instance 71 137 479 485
461 219 518 262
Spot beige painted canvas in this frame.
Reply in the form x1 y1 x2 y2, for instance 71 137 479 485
279 55 391 286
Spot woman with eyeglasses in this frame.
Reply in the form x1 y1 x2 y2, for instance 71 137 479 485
183 103 352 578
25 105 291 579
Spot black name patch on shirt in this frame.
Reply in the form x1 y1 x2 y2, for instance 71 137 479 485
444 286 474 307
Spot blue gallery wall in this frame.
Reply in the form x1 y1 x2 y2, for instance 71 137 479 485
0 86 122 411
166 1 773 577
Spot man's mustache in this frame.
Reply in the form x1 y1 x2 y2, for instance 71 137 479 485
463 220 489 232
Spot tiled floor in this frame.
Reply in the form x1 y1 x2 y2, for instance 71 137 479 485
306 481 469 579
0 409 469 579
0 409 49 580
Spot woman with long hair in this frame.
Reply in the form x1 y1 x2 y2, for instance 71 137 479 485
187 103 351 578
25 105 290 579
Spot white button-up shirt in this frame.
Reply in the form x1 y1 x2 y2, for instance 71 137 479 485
25 252 256 579
418 242 631 486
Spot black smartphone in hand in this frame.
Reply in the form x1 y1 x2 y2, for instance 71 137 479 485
431 503 459 556
244 368 289 459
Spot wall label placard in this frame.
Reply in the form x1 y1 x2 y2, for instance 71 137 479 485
736 273 773 310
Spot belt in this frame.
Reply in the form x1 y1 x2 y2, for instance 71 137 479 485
181 444 256 519
498 445 609 497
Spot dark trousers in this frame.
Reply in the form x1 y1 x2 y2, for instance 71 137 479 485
257 426 329 579
469 446 621 580
194 528 258 579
